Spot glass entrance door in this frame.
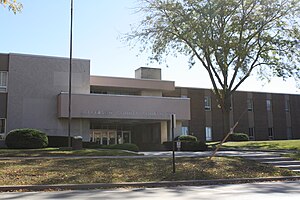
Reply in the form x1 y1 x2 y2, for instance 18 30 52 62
90 130 117 145
91 130 131 145
116 131 131 144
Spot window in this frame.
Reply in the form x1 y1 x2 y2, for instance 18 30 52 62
181 126 189 135
285 99 290 112
248 127 255 140
205 127 212 141
0 71 8 92
0 119 5 140
268 127 273 139
266 99 272 111
204 96 211 111
247 99 253 111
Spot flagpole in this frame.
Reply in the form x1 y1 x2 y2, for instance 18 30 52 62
68 0 74 148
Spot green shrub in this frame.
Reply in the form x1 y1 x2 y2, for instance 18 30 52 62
83 142 139 152
163 141 207 151
176 135 197 142
228 133 249 141
5 128 48 149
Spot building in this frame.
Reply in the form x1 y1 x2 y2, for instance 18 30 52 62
165 87 300 142
0 53 299 150
0 53 190 150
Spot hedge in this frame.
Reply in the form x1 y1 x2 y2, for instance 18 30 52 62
175 135 197 142
228 133 249 141
5 128 48 149
163 141 207 151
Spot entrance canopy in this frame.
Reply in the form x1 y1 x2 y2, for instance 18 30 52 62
57 93 190 120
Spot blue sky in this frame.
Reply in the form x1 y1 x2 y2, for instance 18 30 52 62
0 0 299 94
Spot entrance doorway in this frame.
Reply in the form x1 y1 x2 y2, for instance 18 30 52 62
91 129 131 145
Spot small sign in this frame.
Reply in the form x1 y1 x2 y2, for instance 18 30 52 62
176 141 181 149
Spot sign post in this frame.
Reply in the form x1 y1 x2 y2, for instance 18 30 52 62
171 114 176 173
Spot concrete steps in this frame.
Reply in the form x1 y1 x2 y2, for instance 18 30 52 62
242 154 300 172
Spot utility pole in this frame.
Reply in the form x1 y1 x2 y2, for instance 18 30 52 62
68 0 74 148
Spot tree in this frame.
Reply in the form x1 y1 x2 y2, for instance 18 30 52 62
125 0 300 136
0 0 22 14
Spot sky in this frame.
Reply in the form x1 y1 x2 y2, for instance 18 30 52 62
0 0 299 94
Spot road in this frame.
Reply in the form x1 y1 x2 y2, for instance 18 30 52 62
1 181 299 200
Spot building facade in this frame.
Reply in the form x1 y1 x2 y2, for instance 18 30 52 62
0 53 299 150
0 53 190 150
164 87 300 142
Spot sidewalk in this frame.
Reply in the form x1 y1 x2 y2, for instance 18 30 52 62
1 176 300 192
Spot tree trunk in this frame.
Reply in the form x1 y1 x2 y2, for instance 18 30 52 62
222 96 231 137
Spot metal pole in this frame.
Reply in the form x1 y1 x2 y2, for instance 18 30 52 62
172 114 176 173
68 0 74 148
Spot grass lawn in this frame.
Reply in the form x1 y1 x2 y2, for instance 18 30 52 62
0 157 297 185
0 148 140 157
221 140 300 151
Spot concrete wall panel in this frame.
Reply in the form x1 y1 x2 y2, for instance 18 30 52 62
6 54 90 138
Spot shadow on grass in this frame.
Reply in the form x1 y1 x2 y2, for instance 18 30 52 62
0 157 297 186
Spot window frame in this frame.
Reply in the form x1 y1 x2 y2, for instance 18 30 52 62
204 96 211 111
247 99 253 111
0 118 6 140
266 99 272 111
248 127 255 140
268 127 273 139
205 127 212 141
181 126 189 136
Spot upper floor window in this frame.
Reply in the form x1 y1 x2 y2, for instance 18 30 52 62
268 127 273 139
285 99 290 112
266 99 272 111
247 99 253 111
0 71 8 92
204 96 211 111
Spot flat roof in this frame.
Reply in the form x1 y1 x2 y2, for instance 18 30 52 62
90 75 175 91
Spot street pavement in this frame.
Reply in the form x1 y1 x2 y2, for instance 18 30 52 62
1 181 300 200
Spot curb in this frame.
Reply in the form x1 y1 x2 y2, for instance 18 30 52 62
1 176 300 192
218 148 299 153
